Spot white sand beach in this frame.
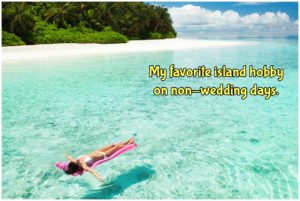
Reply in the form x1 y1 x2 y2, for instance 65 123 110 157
2 38 249 62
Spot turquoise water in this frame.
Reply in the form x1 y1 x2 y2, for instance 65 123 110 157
2 39 298 199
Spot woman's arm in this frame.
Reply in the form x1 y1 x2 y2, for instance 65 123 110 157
81 163 104 182
64 154 77 163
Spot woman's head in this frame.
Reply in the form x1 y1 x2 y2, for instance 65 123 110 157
64 162 82 175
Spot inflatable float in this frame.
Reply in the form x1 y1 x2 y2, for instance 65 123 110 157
55 143 137 176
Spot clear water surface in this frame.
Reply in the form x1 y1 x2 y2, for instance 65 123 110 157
2 38 298 199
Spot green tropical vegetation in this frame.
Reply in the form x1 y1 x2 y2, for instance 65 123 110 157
2 2 176 46
2 31 26 46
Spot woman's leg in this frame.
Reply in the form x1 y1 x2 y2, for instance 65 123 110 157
97 138 134 152
97 144 115 152
103 140 134 157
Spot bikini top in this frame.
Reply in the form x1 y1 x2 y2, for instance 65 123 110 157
77 155 93 166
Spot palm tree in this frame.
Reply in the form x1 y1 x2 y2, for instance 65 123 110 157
2 2 35 38
76 3 105 30
97 3 120 30
76 2 94 27
43 2 79 28
2 2 177 44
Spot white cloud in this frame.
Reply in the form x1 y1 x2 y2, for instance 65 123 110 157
168 4 298 37
234 2 265 6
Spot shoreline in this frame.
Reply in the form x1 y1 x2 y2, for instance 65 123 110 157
2 38 250 62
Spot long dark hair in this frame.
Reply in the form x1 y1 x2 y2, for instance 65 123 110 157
64 162 83 175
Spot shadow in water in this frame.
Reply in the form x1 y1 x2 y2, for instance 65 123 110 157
82 164 155 199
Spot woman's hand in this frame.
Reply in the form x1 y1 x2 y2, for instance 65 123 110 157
64 154 77 163
97 177 105 182
81 163 105 182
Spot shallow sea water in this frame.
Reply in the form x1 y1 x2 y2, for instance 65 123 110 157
2 39 298 199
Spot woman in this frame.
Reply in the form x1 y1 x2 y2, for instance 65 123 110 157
64 138 135 182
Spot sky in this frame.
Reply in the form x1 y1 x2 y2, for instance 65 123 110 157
151 2 298 38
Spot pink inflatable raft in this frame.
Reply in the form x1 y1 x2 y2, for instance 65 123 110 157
55 143 137 176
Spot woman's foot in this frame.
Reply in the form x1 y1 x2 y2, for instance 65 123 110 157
123 138 135 146
127 138 135 145
129 138 135 144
